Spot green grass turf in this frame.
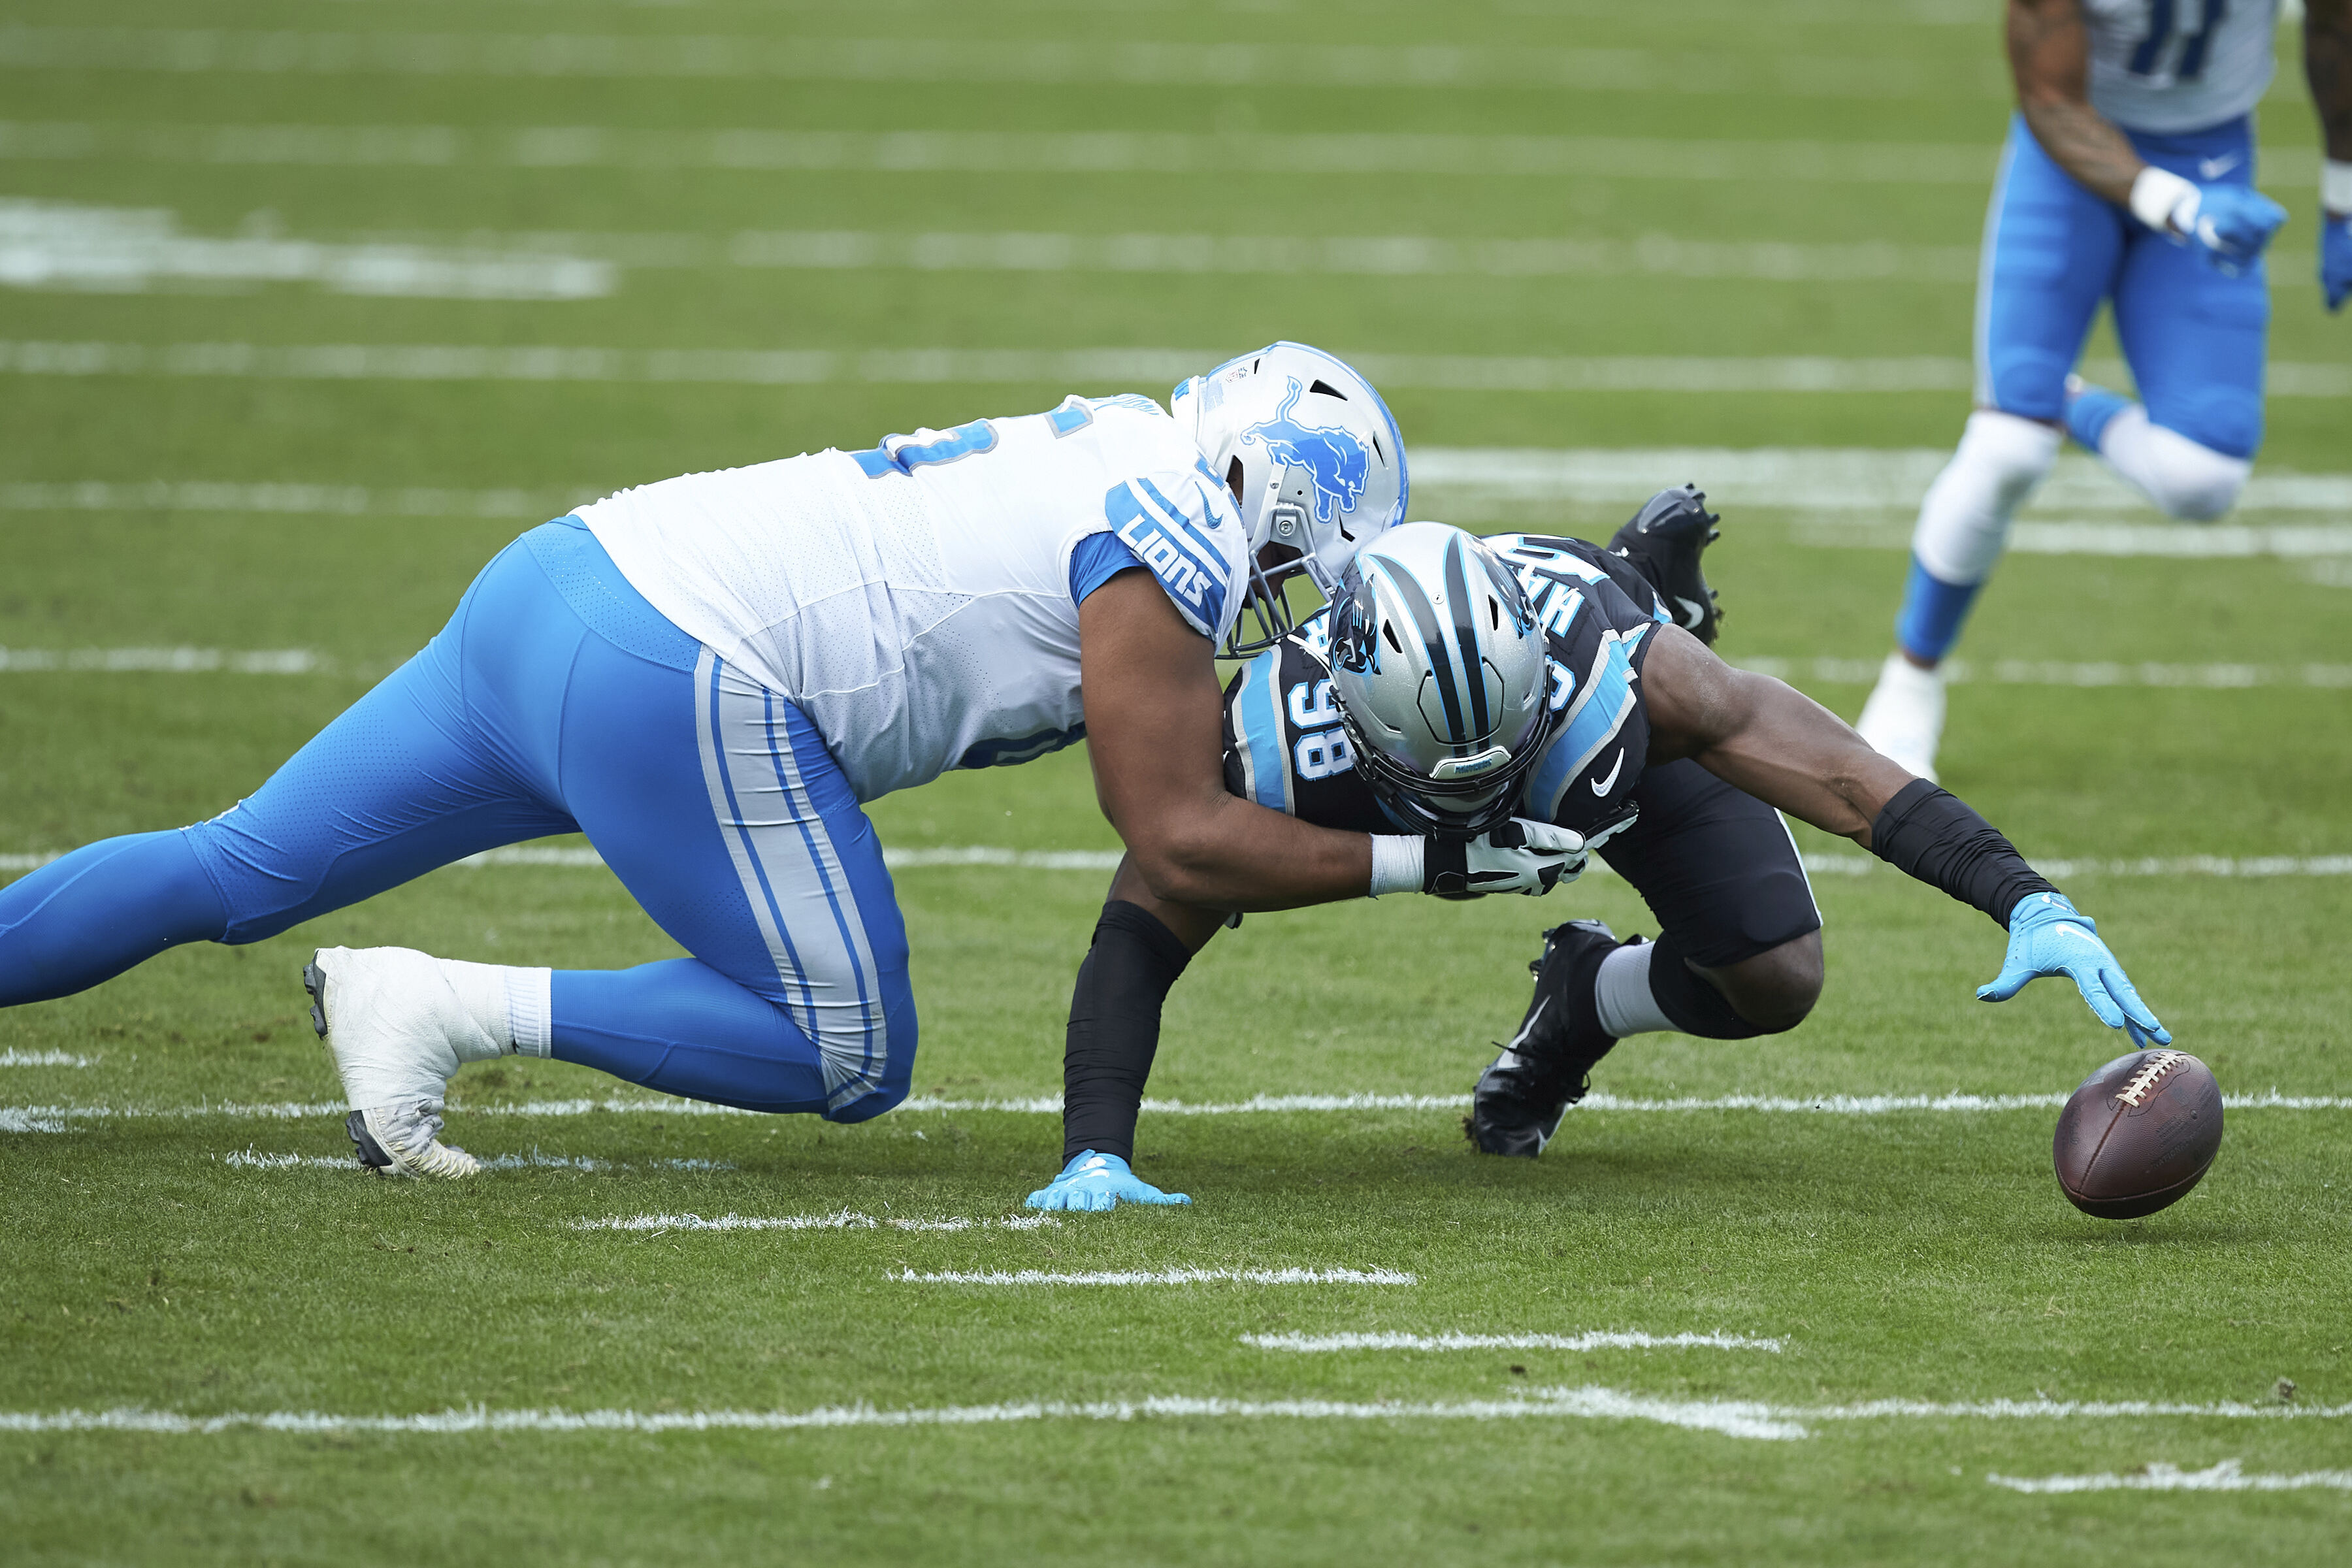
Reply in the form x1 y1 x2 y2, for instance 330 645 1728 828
4 0 2351 1561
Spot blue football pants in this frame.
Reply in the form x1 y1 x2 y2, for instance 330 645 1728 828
1977 110 2268 455
0 519 914 1121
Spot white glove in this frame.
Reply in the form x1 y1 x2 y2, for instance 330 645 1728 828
1373 819 1586 898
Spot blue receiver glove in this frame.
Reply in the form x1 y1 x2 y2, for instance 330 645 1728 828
1977 890 2170 1043
1023 1150 1192 1213
2187 183 2287 274
2322 208 2352 313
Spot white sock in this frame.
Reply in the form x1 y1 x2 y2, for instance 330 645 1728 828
433 960 553 1061
2093 406 2249 521
1910 410 2061 585
1593 941 1676 1038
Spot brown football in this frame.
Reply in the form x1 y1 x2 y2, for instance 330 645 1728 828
2053 1049 2223 1219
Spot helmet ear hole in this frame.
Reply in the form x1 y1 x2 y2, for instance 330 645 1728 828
1226 455 1245 502
1489 598 1500 630
1381 621 1403 655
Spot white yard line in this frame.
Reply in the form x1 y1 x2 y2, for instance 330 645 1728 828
220 1149 732 1172
1989 1460 2352 1494
3 341 2344 398
10 1088 2351 1132
0 648 321 674
0 1049 94 1067
1412 446 2352 517
894 1267 1416 1285
0 480 588 518
573 1210 1056 1232
1243 1330 1783 1353
5 1386 2344 1443
0 32 2014 98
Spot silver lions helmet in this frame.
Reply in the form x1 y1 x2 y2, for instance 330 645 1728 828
1172 342 1408 653
1327 523 1558 839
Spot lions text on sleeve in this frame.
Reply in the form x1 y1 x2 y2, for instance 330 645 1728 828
1222 534 1670 840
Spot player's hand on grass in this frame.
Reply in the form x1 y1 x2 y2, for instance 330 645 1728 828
2322 209 2352 314
1024 1150 1192 1212
1977 891 2170 1043
1423 819 1586 898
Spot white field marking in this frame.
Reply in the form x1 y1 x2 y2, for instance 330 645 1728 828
895 1267 1416 1286
0 1049 94 1067
10 1385 2348 1443
1989 1460 2352 1494
3 341 2345 398
14 1088 2352 1133
0 199 612 301
0 31 2014 98
219 1149 734 1173
0 479 590 518
1243 1330 1784 1353
0 647 321 674
1737 657 2352 692
1797 520 2352 557
573 1210 1057 1232
1414 446 2352 517
1 121 2320 188
0 1386 1803 1441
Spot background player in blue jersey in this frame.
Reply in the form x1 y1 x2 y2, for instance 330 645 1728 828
1028 499 2168 1209
1857 0 2352 779
0 344 1599 1180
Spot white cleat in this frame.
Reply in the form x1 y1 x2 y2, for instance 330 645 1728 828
304 946 483 1179
1855 652 1946 783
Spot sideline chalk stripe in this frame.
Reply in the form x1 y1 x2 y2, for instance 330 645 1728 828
573 1211 1056 1233
1989 1460 2352 1494
894 1267 1415 1286
5 1387 2345 1443
12 1088 2352 1131
1243 1330 1784 1353
3 342 2344 397
0 31 2012 98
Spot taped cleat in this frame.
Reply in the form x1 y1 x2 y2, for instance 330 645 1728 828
305 947 485 1179
1465 919 1625 1157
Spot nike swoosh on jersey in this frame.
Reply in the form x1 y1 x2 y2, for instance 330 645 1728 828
2198 154 2242 180
1590 747 1625 796
1673 595 1707 628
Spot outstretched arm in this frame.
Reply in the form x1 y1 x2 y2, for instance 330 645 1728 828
1642 625 2168 1042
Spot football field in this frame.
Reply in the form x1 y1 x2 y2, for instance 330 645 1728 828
4 1 2351 1561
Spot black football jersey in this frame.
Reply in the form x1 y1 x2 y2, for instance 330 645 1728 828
1221 533 1671 840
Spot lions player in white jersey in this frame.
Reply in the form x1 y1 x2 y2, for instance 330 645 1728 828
1857 0 2352 778
0 344 1586 1179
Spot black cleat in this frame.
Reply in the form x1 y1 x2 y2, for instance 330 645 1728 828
302 959 329 1039
1609 485 1723 646
344 1110 397 1175
1465 920 1628 1158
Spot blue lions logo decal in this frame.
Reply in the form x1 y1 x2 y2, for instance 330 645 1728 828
1240 379 1369 526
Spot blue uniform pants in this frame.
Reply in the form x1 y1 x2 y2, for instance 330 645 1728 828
1978 110 2268 457
0 519 914 1120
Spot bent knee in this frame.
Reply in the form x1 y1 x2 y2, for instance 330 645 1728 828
823 1079 907 1124
1718 934 1823 1035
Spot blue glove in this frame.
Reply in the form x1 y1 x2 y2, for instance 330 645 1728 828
1978 891 2170 1042
1023 1150 1192 1212
2322 209 2352 313
2187 184 2287 273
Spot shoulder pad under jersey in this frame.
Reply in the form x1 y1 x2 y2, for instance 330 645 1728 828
1101 459 1248 644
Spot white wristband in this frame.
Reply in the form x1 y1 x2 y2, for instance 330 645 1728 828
2128 164 2200 236
2326 159 2352 217
1367 834 1424 898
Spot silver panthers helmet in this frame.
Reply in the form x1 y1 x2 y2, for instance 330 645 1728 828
1172 342 1408 653
1326 523 1557 839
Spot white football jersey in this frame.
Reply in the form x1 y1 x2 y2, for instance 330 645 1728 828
2084 0 2277 133
576 394 1249 803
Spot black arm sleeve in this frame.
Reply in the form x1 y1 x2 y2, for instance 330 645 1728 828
1868 778 2058 926
1061 900 1195 1164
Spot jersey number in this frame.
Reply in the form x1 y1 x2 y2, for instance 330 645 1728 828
2129 0 2227 82
852 395 1119 478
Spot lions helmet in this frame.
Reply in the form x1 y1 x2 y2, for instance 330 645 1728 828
1172 342 1408 653
1326 523 1558 839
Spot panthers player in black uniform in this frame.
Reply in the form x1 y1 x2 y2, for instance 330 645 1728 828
1030 491 2168 1207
